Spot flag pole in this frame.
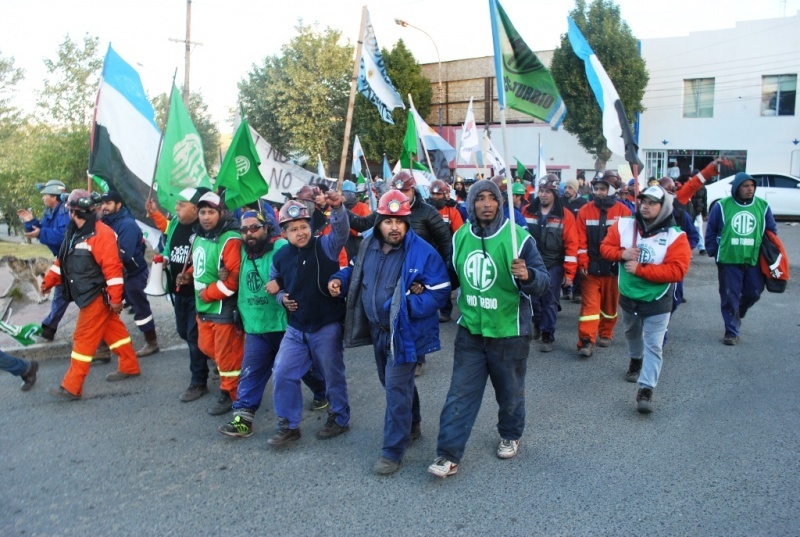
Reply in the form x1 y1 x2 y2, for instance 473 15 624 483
408 94 435 174
499 107 519 257
472 151 481 178
148 68 179 206
337 5 368 193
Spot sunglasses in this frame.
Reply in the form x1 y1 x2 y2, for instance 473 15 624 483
240 224 264 234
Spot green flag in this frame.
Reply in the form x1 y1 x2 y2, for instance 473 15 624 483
514 158 533 182
216 116 267 210
399 110 430 172
356 173 366 185
489 0 567 127
91 174 110 194
0 320 42 347
154 85 212 209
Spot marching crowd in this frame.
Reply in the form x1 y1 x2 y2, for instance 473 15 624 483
2 157 786 478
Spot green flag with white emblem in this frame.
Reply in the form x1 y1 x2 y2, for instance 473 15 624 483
216 114 267 210
154 85 213 209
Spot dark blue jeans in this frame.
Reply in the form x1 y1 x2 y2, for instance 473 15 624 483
234 332 326 412
124 270 155 333
42 284 68 330
370 324 420 462
173 293 210 386
717 263 764 337
435 326 530 464
532 265 564 338
0 349 29 376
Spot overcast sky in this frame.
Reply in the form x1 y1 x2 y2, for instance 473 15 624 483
1 0 798 133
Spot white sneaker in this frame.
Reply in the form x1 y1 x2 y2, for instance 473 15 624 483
497 439 520 459
427 456 458 478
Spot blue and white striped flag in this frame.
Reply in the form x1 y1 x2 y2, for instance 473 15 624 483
357 10 405 124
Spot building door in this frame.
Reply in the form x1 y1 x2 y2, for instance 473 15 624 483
644 150 667 181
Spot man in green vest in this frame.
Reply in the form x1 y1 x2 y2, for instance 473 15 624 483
428 179 550 479
216 210 327 438
705 172 778 345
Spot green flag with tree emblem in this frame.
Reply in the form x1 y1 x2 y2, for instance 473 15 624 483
154 85 212 209
216 115 267 210
400 109 429 172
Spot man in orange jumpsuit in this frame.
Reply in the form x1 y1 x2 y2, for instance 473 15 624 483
575 171 631 358
41 189 140 400
176 191 244 416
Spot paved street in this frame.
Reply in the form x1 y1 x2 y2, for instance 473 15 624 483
1 225 799 536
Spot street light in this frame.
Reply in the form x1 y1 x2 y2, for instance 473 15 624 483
395 18 443 134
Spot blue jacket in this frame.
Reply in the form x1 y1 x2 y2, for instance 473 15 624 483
24 202 69 256
676 207 699 249
335 229 451 365
101 206 147 277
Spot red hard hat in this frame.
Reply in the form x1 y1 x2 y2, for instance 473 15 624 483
490 175 509 191
278 200 311 224
390 171 416 190
429 180 451 197
295 185 320 202
377 190 411 216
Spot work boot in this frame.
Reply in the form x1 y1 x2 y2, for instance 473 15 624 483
106 371 140 382
49 386 81 401
316 411 349 440
40 324 56 342
136 329 160 357
597 337 612 348
20 360 38 391
540 333 555 353
578 339 593 358
207 391 232 416
179 384 209 402
636 387 654 414
309 398 329 411
373 457 401 475
267 418 301 446
93 343 111 364
625 358 642 383
723 334 739 346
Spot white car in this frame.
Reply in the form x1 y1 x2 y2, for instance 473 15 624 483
705 173 800 218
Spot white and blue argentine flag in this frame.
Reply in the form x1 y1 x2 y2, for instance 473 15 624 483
566 17 628 159
317 154 326 179
357 10 405 124
89 45 162 247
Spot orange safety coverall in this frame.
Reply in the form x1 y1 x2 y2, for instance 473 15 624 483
42 221 140 397
438 204 464 235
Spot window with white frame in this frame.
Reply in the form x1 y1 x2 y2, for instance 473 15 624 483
683 78 715 118
761 74 796 116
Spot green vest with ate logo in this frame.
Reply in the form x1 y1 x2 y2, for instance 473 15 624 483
453 221 530 338
192 230 240 315
717 197 767 266
237 239 288 334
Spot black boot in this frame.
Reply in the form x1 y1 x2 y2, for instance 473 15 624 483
267 418 301 446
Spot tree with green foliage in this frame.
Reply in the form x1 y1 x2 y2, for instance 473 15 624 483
239 22 353 169
36 34 102 129
151 89 221 173
550 0 648 169
352 39 432 168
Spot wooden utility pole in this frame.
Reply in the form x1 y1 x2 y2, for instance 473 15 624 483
169 0 202 107
337 5 368 190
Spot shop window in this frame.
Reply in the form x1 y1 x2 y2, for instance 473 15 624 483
683 78 714 118
761 74 796 116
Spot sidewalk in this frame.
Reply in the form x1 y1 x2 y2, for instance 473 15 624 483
0 222 186 361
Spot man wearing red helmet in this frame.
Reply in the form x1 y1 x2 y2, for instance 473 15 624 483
522 174 579 352
266 190 351 446
41 189 141 400
329 190 450 475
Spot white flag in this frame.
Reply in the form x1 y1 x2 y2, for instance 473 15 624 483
483 131 507 176
537 138 547 193
410 105 456 162
317 154 326 179
357 10 405 124
352 135 364 176
460 97 479 163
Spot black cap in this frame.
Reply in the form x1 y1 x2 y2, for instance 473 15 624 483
100 190 124 205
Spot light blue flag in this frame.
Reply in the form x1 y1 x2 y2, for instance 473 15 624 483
382 154 391 180
351 135 364 177
317 154 326 179
357 10 405 124
567 17 640 165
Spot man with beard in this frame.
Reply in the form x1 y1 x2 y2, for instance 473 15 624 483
601 185 691 413
99 191 159 359
146 189 213 403
522 175 578 352
41 190 140 400
217 211 327 438
575 171 632 357
341 180 372 261
705 172 778 345
176 191 244 415
347 172 451 375
330 190 450 474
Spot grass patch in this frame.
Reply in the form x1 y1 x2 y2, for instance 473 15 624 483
0 241 53 259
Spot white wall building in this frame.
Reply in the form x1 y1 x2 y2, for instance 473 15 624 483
420 11 800 182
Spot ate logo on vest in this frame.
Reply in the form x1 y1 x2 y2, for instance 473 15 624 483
464 251 497 292
193 248 207 278
638 243 655 264
731 212 756 236
246 269 263 293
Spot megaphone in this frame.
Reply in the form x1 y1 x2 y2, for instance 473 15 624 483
144 254 167 296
